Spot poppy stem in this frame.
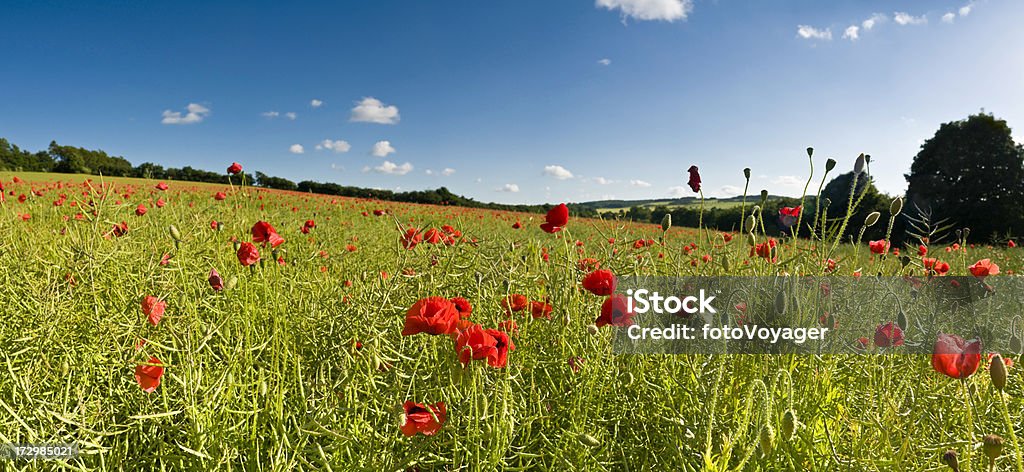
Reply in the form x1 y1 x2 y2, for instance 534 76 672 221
963 379 976 472
997 390 1024 472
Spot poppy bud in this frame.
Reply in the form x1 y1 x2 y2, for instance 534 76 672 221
983 434 1003 460
864 212 881 227
721 256 730 272
661 214 672 232
854 153 866 174
1010 333 1022 355
225 275 238 291
990 354 1007 391
233 240 241 252
942 450 959 472
744 215 756 233
743 168 751 179
759 425 775 455
169 225 181 242
825 158 836 172
260 379 268 396
890 197 903 215
747 233 757 247
896 307 908 331
781 410 797 441
578 433 601 448
774 291 787 315
806 147 814 157
587 324 599 335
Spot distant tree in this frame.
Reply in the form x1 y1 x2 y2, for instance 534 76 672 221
817 171 890 242
905 113 1024 241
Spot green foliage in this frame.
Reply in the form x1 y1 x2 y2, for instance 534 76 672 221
905 112 1024 241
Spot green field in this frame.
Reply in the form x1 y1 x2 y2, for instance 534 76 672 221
1 171 1021 471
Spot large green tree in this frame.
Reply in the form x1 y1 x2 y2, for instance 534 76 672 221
904 113 1024 241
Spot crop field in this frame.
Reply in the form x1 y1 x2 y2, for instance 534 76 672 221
1 167 1022 471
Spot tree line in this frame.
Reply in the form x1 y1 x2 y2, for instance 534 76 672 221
0 138 599 218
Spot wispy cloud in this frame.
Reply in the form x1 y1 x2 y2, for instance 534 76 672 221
285 112 297 120
862 13 886 30
630 179 652 188
310 99 323 108
161 103 210 125
595 0 692 22
893 12 927 26
796 25 832 40
261 111 280 118
496 183 520 193
842 25 859 41
597 58 612 66
350 97 400 124
366 161 413 175
315 139 351 153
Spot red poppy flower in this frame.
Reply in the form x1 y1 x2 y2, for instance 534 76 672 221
227 162 243 175
1009 240 1018 248
155 198 166 208
485 328 514 368
155 182 168 191
595 294 635 327
779 206 801 217
423 228 442 244
135 204 147 216
301 219 316 234
501 294 528 315
450 297 473 318
135 356 165 393
400 401 447 437
251 221 285 247
582 269 617 296
214 192 227 201
400 228 422 249
530 301 553 319
159 253 171 266
868 240 889 255
686 165 701 193
373 209 386 216
142 296 166 326
932 333 982 379
512 221 522 229
540 203 569 233
969 259 999 278
111 221 129 237
208 268 224 291
750 238 778 263
401 297 460 336
454 324 498 366
873 321 904 348
918 245 928 256
236 242 260 266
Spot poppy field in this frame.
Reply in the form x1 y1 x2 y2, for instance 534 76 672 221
1 162 1023 471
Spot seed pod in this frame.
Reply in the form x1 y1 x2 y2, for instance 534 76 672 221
774 290 787 315
743 168 751 179
759 425 775 455
781 410 797 441
890 197 904 216
760 190 769 206
661 214 672 232
587 324 600 336
990 354 1008 391
825 158 836 172
983 434 1004 460
806 147 814 157
169 224 182 242
854 153 866 174
578 433 602 448
942 450 959 472
864 212 881 227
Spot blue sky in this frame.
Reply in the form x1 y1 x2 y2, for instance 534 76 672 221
2 0 1022 204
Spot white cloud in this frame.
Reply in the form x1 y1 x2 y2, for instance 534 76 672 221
862 13 886 30
893 12 927 26
796 25 832 40
630 179 652 188
371 140 396 158
596 0 692 22
497 183 520 193
367 161 413 175
667 186 688 198
598 58 612 66
772 175 803 187
959 4 973 17
350 97 400 124
442 168 456 176
942 12 956 23
261 111 280 118
330 163 345 171
161 103 210 125
310 99 323 108
543 165 574 180
289 144 305 154
719 185 743 196
591 176 613 185
316 139 351 153
285 112 297 120
842 25 859 41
